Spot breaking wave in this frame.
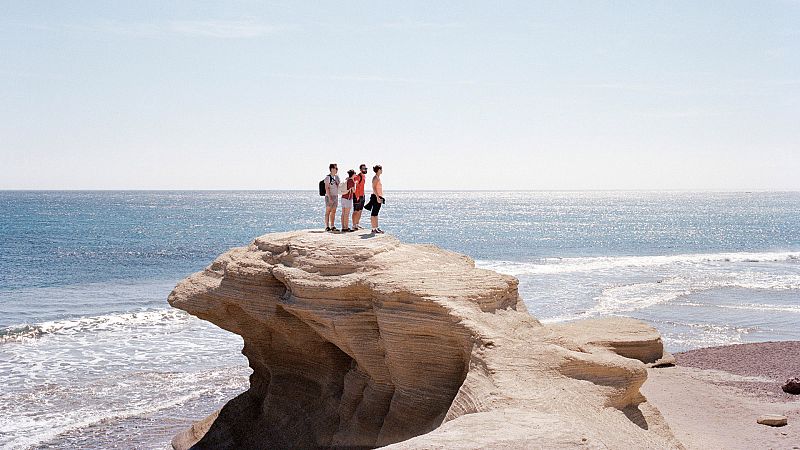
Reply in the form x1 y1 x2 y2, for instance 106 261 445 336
0 309 190 344
477 251 800 276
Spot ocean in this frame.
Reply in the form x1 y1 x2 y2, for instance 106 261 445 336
1 190 799 449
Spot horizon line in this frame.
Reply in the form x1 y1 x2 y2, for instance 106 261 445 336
2 189 799 193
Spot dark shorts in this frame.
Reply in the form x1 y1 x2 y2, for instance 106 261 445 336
353 195 365 211
369 194 382 217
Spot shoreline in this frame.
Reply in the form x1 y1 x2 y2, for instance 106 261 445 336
26 340 800 449
675 341 800 402
643 341 800 449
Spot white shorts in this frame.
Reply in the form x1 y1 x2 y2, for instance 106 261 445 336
341 197 353 209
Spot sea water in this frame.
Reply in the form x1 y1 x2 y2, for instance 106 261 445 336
1 191 798 448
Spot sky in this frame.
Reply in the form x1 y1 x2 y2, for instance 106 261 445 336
1 1 798 190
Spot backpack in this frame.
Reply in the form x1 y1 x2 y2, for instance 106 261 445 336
319 175 335 196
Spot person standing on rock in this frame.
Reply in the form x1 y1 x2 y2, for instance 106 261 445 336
324 163 340 232
340 169 356 232
351 164 368 230
364 164 384 234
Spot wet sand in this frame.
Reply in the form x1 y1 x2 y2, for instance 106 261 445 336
642 341 800 449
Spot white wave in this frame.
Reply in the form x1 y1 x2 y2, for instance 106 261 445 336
715 303 800 313
652 318 759 335
0 309 191 344
584 272 800 316
1 391 202 450
660 332 745 352
538 315 581 324
641 319 756 351
586 277 692 315
0 367 249 450
476 251 800 275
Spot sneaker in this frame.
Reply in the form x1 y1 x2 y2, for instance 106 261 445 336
325 227 331 232
375 228 385 234
352 224 361 230
330 226 339 232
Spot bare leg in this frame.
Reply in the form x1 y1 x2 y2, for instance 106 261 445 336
329 207 337 228
341 208 350 230
325 205 332 228
371 215 378 230
353 209 362 228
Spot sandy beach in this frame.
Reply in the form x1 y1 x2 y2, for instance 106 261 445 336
642 341 800 450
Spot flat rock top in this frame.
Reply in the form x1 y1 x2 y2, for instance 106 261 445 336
250 229 520 311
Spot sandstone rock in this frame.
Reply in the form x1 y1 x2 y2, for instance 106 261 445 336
168 230 682 449
757 414 788 427
171 409 220 450
649 352 677 368
783 377 800 395
548 317 673 365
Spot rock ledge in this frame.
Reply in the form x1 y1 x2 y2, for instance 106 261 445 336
168 230 681 449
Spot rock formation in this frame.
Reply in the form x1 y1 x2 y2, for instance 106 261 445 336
783 377 800 395
168 230 682 449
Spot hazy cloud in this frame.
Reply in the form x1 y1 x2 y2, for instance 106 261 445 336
576 82 695 96
379 20 463 30
23 19 294 39
0 69 64 80
636 109 728 119
167 20 293 38
265 72 477 85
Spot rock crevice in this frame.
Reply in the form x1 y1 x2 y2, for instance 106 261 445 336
169 230 682 449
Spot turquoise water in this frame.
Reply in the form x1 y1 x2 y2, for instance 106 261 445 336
1 191 799 448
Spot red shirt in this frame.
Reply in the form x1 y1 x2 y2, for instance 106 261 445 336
343 178 355 200
354 173 366 198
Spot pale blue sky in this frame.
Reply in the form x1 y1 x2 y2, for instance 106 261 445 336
1 1 798 190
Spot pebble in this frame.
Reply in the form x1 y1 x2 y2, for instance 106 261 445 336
757 414 788 427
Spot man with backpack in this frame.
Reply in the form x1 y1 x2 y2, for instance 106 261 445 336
321 163 340 231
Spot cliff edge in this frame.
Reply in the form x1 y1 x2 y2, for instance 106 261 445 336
168 230 681 449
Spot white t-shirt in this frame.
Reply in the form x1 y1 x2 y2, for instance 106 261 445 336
323 174 340 197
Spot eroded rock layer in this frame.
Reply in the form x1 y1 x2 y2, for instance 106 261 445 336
168 230 682 449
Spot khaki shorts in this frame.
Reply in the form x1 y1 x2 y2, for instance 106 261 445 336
325 195 338 208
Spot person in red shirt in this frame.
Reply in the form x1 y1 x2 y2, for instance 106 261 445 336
340 169 356 232
351 163 368 230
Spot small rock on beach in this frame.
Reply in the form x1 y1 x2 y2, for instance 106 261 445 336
757 414 788 427
783 377 800 395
